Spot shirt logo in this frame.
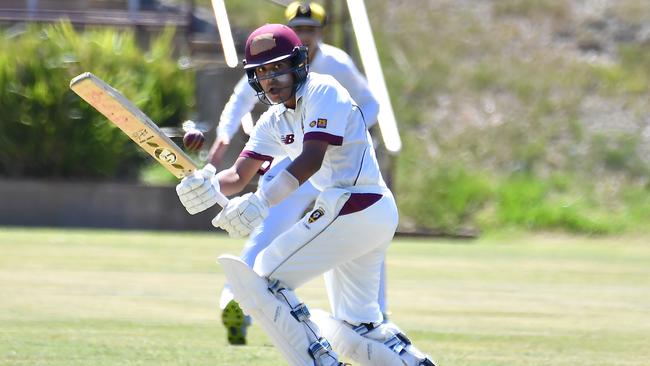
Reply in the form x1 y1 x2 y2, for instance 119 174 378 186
281 134 295 144
308 208 325 223
317 118 328 128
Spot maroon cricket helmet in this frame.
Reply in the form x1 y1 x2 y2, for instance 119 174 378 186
243 24 304 69
242 24 309 105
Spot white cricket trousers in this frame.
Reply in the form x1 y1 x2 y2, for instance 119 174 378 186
240 158 320 266
254 188 398 325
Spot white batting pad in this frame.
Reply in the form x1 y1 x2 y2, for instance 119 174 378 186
311 309 406 366
217 255 333 366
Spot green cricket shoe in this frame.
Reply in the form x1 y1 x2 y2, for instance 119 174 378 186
221 300 249 345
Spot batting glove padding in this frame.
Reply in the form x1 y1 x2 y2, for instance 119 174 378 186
176 164 221 215
212 192 269 238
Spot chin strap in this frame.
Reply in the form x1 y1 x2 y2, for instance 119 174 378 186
254 65 306 106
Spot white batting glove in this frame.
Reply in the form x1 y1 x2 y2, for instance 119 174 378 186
211 192 269 238
176 164 221 215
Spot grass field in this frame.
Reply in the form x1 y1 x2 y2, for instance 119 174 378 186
0 227 648 366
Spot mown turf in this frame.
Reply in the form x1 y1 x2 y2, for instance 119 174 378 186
0 228 648 365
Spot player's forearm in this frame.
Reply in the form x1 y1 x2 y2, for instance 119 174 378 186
217 77 259 139
216 168 248 196
216 156 263 196
217 96 252 139
349 83 379 127
286 155 321 185
359 96 380 128
340 63 380 126
286 141 328 184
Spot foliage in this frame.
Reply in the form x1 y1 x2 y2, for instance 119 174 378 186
191 0 284 29
490 174 620 234
376 0 650 234
0 22 194 179
3 1 650 234
493 0 570 20
396 139 492 232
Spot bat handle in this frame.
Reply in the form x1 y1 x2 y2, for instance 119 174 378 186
194 163 230 208
215 191 229 208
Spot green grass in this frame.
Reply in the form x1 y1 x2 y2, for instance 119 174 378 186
0 228 648 365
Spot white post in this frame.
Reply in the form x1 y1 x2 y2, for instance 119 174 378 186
346 0 402 153
27 0 38 20
128 0 140 20
211 0 239 68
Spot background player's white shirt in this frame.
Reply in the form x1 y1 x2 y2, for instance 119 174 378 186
241 73 386 192
309 44 379 127
217 42 379 140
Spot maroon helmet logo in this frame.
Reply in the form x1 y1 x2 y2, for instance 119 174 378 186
250 33 277 56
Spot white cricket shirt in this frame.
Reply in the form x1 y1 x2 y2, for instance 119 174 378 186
241 73 386 192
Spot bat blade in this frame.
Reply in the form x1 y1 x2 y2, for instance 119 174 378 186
70 72 198 178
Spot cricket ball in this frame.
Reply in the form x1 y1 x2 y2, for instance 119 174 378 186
183 129 205 151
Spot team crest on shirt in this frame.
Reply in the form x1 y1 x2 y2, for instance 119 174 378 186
307 207 325 223
309 120 317 127
316 118 328 128
281 134 295 144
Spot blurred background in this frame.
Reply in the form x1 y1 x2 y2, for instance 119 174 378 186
1 2 649 366
1 0 650 236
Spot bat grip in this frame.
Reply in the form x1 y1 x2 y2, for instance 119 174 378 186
215 191 229 208
199 163 230 208
208 173 229 208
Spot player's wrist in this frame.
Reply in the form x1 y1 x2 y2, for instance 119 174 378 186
216 126 230 140
253 190 271 209
217 120 238 140
257 169 299 207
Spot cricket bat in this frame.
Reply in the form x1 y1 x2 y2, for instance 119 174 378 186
70 72 228 206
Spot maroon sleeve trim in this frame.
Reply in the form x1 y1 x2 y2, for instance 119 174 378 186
304 132 343 146
239 150 274 175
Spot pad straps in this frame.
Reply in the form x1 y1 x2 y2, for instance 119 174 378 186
352 322 411 357
268 279 339 366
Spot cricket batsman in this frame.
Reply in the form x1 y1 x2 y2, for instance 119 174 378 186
207 1 387 346
176 24 435 366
